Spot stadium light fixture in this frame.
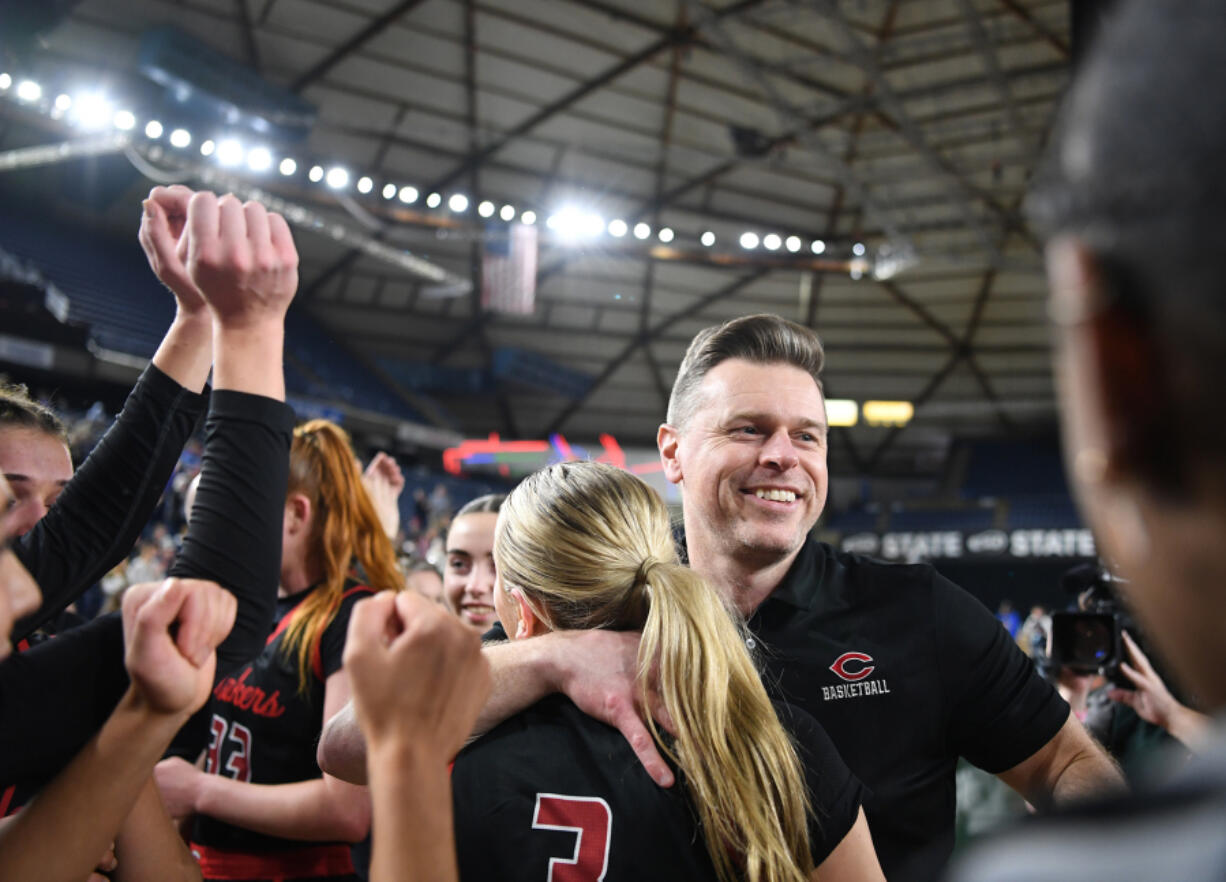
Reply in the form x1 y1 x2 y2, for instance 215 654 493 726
0 74 11 91
426 192 442 208
54 93 72 112
15 80 41 103
785 235 802 253
740 232 760 250
658 227 675 243
399 186 419 204
382 183 397 199
811 239 826 255
247 146 273 173
763 233 782 251
608 219 628 238
216 139 243 167
448 193 469 212
852 242 866 256
477 200 495 218
862 400 913 427
825 399 859 428
357 176 373 194
500 204 516 222
144 120 164 139
633 222 651 240
169 128 192 148
200 139 216 156
521 210 537 225
279 157 297 176
325 167 350 189
113 110 136 131
308 165 324 183
700 231 715 247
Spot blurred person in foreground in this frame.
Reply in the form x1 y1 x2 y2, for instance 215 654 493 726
950 1 1226 878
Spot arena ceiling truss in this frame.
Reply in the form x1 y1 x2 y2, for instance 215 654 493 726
0 0 1074 479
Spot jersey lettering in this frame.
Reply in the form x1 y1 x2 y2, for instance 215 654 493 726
205 714 254 783
532 793 612 882
204 715 227 774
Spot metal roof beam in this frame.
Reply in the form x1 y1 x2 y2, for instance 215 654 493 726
425 0 771 193
290 0 428 93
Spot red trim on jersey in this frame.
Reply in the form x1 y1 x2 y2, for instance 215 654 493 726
190 841 355 880
0 785 16 817
267 584 372 682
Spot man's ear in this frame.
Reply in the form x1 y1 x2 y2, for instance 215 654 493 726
1048 238 1166 485
658 423 683 486
511 587 544 640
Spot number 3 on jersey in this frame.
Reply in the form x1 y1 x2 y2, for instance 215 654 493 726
532 793 612 882
205 714 253 782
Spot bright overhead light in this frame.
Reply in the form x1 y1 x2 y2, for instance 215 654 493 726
0 74 11 91
357 175 373 194
200 139 215 156
763 233 782 251
811 239 826 255
308 165 324 183
521 210 537 225
826 399 859 428
382 183 397 200
477 200 495 218
15 80 41 103
740 232 760 250
853 242 866 256
633 222 651 240
546 207 602 240
426 192 442 208
448 193 468 212
700 231 715 247
500 204 516 221
144 120 164 139
862 400 914 427
216 139 243 167
169 128 191 148
326 167 350 189
785 235 802 253
74 94 114 130
54 93 72 112
658 227 674 243
279 157 297 176
248 146 273 172
399 186 418 204
113 110 136 131
608 219 628 237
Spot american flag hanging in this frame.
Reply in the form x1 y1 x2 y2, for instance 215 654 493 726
482 222 538 315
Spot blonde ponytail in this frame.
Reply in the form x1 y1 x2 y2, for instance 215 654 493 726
495 462 814 882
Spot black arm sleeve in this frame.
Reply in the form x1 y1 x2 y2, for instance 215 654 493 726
167 389 295 674
0 614 127 788
13 365 207 640
0 391 294 785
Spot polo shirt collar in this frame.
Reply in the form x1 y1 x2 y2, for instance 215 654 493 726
765 534 824 609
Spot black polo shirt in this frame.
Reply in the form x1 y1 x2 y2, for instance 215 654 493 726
748 537 1069 882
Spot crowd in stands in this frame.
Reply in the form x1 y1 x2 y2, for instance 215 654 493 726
2 4 1226 881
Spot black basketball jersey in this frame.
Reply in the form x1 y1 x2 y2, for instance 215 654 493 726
191 581 371 880
452 694 863 880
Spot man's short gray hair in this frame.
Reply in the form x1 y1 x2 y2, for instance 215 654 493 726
666 314 825 427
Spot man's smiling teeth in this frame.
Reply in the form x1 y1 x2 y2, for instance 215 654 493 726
754 489 796 502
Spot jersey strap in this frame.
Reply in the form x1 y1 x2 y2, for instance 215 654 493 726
190 840 355 880
265 584 373 682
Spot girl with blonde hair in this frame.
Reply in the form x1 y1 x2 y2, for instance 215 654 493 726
451 461 883 882
157 419 402 882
